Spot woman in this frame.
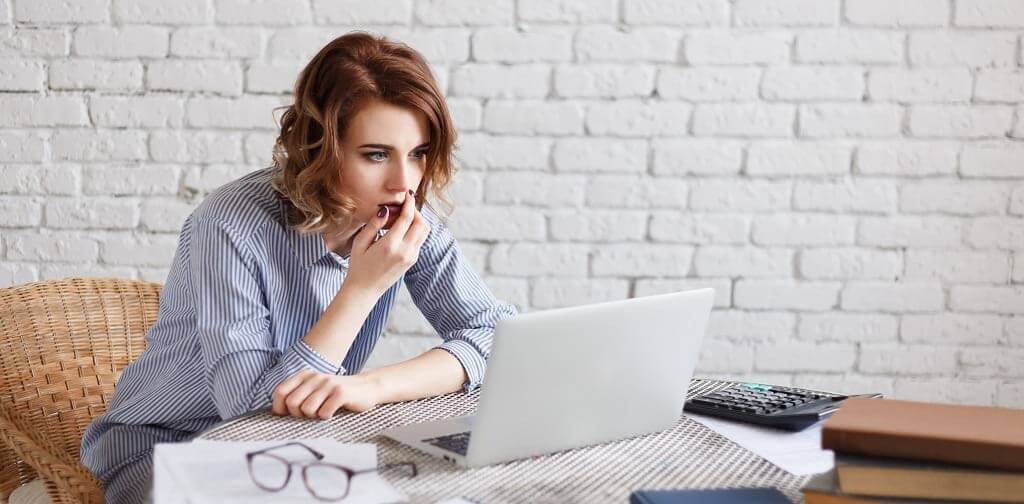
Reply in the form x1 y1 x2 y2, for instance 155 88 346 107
81 32 517 503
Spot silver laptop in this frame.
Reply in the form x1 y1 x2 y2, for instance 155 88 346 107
381 288 714 468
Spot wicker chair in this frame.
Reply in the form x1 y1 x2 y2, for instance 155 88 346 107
0 278 161 504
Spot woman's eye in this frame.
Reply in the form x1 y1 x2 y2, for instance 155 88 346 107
364 151 388 162
412 150 428 159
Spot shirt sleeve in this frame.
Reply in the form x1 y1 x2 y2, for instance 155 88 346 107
188 217 346 420
403 209 518 391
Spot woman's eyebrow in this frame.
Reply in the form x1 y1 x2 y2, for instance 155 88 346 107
357 143 430 151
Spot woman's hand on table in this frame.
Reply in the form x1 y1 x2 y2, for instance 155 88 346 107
271 370 382 419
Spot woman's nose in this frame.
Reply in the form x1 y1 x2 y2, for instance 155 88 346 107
388 158 420 192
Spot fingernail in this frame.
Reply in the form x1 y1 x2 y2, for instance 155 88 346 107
377 206 388 218
408 189 414 195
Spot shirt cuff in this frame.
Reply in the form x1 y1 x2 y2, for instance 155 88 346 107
436 339 486 392
294 340 347 375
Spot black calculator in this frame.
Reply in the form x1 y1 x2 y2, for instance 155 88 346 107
684 383 877 431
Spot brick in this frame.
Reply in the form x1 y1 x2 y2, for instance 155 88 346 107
100 234 179 266
553 138 647 173
694 247 793 277
0 28 68 56
650 213 749 244
652 139 743 176
893 378 998 405
450 64 548 98
0 197 42 227
735 0 838 26
856 142 958 176
707 311 795 342
531 278 630 308
53 130 147 162
869 68 973 103
0 0 7 24
909 106 1013 138
693 104 794 137
910 31 1016 67
1015 256 1024 283
74 26 168 58
0 165 79 195
696 340 754 373
215 0 311 25
182 164 256 193
84 165 181 196
246 61 303 94
150 131 244 163
585 101 691 137
794 179 898 214
961 142 1024 178
586 175 688 208
799 248 902 280
753 214 856 246
689 179 791 211
901 180 1010 216
147 60 243 96
686 31 791 65
0 59 44 91
747 142 852 176
489 243 588 276
858 216 964 248
976 70 1024 102
902 314 1004 345
956 0 1024 27
761 66 864 101
796 30 903 63
141 199 194 233
39 264 136 282
50 59 142 91
657 67 760 101
799 313 898 342
860 344 958 375
845 0 949 27
455 134 550 171
952 286 1024 314
446 170 483 205
1012 186 1024 215
383 29 471 63
635 278 732 307
482 276 530 310
0 131 45 162
842 282 945 312
186 96 285 129
243 133 275 166
45 198 139 229
554 64 655 98
472 28 572 63
968 217 1024 249
448 207 546 241
415 0 513 26
312 0 412 24
793 374 895 397
548 210 648 242
1008 317 1024 345
592 244 692 276
518 0 617 23
170 28 262 58
906 250 1010 284
756 342 856 372
483 100 583 136
0 95 88 127
576 26 680 62
800 104 902 138
998 383 1024 408
16 0 107 23
623 0 728 25
266 27 343 60
90 95 184 129
0 263 38 288
484 172 584 207
113 0 212 24
6 233 98 262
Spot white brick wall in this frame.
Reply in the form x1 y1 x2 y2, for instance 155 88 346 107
1 1 1022 407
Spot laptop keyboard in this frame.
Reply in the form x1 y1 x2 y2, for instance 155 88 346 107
423 431 471 455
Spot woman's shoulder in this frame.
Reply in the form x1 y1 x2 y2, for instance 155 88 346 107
190 166 284 232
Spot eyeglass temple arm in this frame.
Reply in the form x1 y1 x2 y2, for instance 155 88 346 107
250 441 326 460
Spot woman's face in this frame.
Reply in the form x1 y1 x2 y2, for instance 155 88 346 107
338 98 429 229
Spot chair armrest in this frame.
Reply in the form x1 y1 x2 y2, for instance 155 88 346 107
0 411 103 504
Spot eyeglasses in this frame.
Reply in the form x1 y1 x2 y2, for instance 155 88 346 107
245 441 417 501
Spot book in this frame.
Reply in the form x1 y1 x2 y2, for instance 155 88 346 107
821 397 1024 471
834 454 1024 503
803 469 955 504
629 487 791 504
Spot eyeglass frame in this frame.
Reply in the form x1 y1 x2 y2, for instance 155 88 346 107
244 441 418 502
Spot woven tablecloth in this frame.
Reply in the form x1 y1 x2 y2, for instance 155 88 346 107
200 379 814 503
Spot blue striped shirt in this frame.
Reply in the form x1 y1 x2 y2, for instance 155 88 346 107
81 166 517 483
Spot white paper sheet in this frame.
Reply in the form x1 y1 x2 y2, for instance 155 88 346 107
686 413 834 476
153 439 406 504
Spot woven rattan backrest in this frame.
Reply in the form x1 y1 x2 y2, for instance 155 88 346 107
0 277 161 481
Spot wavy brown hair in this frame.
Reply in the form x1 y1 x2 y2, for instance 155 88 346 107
272 32 456 233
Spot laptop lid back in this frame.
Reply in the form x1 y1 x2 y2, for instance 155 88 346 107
464 288 714 467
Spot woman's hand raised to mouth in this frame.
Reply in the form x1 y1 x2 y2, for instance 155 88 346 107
344 191 430 297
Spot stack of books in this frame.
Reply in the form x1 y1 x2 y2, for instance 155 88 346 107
803 397 1024 504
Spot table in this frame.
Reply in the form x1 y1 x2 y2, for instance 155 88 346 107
200 379 813 503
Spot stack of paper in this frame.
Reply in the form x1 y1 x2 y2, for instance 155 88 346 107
153 439 406 503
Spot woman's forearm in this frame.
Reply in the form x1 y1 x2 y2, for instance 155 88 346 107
302 284 380 366
362 348 468 404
